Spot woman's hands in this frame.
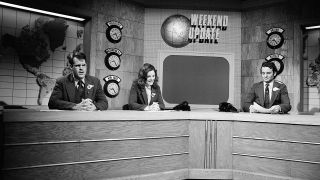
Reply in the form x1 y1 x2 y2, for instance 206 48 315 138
144 102 160 111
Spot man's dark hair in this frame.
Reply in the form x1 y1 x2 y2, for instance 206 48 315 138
68 52 86 66
261 61 278 75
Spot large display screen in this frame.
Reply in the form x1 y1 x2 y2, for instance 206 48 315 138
163 55 229 104
158 51 234 109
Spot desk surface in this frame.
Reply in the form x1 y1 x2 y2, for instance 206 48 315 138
3 109 320 125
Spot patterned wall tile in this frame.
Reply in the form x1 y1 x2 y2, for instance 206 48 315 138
13 82 26 90
122 19 134 38
119 54 134 73
26 97 38 105
0 82 13 89
0 69 13 76
145 8 161 25
13 89 26 97
0 88 13 96
0 96 12 104
144 24 161 41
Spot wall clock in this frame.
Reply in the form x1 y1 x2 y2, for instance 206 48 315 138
103 75 121 98
265 54 285 75
105 48 122 70
106 21 123 43
266 27 284 49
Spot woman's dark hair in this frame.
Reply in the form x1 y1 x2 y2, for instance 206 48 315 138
137 63 158 87
260 61 278 76
68 52 86 66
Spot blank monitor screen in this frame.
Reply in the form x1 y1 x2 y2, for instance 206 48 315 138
162 55 229 105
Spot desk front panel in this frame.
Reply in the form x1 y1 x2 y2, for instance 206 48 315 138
233 121 320 180
3 119 189 179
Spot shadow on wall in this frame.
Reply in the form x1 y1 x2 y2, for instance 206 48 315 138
310 107 320 113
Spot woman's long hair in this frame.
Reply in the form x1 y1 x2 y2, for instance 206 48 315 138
137 63 159 88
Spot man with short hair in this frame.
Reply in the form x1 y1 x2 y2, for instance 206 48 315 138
242 61 291 114
48 52 108 110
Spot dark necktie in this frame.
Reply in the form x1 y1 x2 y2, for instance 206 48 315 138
264 83 270 108
75 81 85 103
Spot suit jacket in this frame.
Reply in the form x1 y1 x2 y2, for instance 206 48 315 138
48 74 108 110
129 81 165 110
242 80 291 113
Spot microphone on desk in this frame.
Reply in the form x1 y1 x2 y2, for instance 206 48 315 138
172 101 190 111
219 102 238 113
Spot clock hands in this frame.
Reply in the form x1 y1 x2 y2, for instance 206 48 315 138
110 87 116 94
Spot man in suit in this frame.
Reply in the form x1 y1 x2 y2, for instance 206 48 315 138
243 61 291 114
48 52 108 110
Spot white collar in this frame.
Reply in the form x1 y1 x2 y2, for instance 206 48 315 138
264 80 274 88
74 77 85 87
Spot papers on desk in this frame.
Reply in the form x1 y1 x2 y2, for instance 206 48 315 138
147 110 175 112
40 109 65 111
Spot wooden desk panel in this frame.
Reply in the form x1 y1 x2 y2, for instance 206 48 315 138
2 110 320 180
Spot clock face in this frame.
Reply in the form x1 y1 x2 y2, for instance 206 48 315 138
105 53 121 70
108 55 120 68
103 75 121 98
107 82 119 96
268 34 281 46
104 81 120 98
106 25 122 43
110 28 121 41
267 32 284 49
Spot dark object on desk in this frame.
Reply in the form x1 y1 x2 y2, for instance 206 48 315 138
173 101 190 111
3 105 27 109
122 104 130 110
0 101 27 109
219 102 238 113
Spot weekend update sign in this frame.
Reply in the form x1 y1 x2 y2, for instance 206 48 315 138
189 14 228 43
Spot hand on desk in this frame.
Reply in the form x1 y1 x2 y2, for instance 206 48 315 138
249 102 281 114
72 98 97 111
269 105 281 114
144 102 161 111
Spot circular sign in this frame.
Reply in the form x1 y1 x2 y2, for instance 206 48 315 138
104 48 122 71
266 28 284 49
103 75 121 98
161 14 190 48
265 54 285 76
106 21 123 43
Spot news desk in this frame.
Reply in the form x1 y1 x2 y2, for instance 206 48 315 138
1 109 320 180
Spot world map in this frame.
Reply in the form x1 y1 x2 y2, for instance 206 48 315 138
1 17 69 105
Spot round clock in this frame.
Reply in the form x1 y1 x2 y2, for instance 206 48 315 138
106 82 119 97
104 48 122 71
103 75 121 98
106 21 123 43
110 27 121 41
105 54 121 70
266 28 285 49
265 54 285 76
267 33 284 49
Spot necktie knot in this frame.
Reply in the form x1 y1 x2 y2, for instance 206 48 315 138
265 83 269 88
78 81 84 89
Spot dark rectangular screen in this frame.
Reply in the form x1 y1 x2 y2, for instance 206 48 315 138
162 55 229 105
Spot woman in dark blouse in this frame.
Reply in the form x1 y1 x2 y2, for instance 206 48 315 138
129 63 165 111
